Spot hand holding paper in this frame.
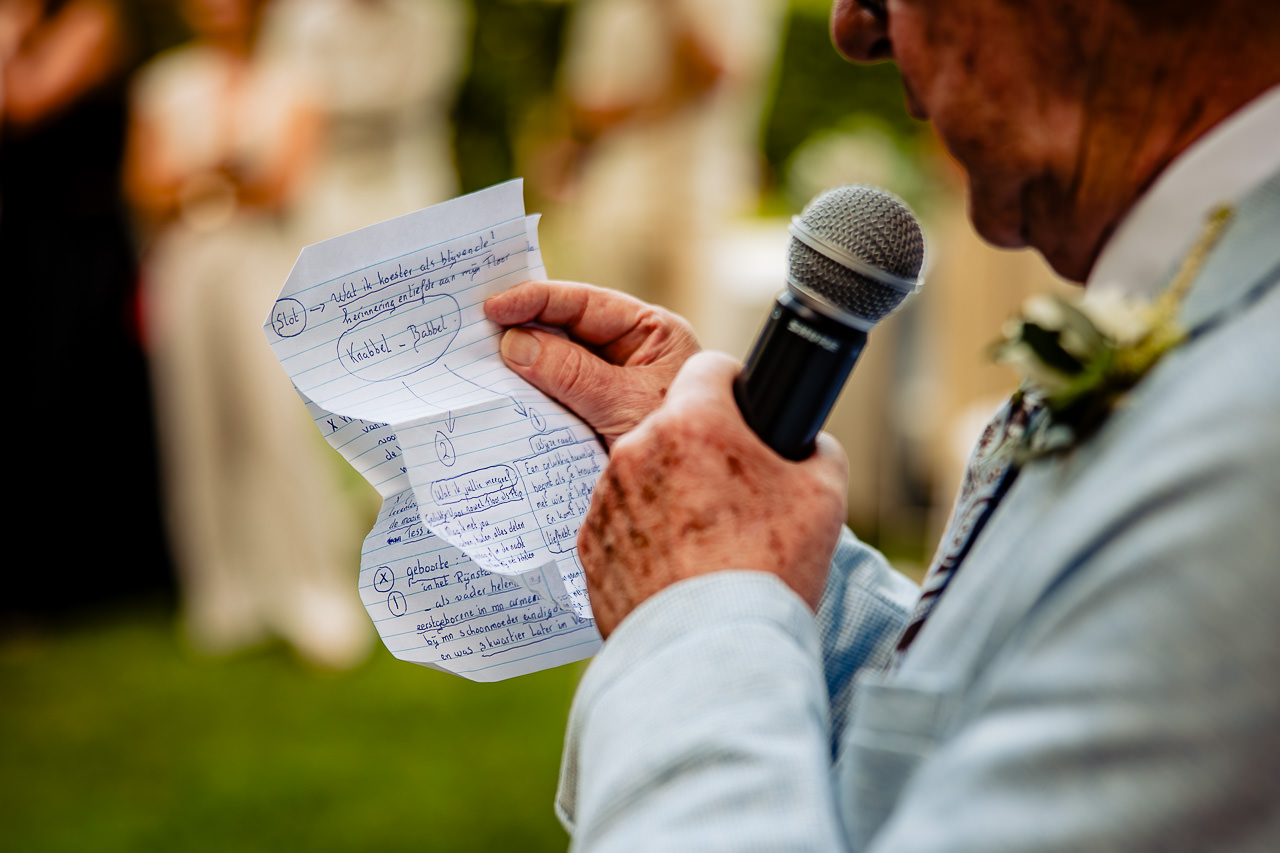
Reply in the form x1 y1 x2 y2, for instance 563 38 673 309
484 280 701 448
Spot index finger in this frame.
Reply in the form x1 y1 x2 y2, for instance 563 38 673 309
484 280 652 349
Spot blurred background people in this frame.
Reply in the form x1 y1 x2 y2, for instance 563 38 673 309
124 0 370 667
263 0 471 245
1 0 172 616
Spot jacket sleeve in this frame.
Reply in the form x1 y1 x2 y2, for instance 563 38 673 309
556 530 916 851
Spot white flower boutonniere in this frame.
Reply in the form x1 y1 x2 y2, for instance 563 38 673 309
993 205 1233 459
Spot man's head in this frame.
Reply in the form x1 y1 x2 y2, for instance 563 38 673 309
831 0 1280 282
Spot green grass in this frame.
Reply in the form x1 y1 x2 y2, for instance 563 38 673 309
0 602 581 852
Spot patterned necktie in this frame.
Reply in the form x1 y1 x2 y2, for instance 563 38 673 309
890 390 1044 663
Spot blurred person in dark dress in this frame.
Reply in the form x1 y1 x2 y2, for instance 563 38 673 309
1 0 172 621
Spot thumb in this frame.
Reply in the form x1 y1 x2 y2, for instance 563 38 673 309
499 326 635 443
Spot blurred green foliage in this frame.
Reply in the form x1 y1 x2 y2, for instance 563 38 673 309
455 0 572 194
762 8 922 176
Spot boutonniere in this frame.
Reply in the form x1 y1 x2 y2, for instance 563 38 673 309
993 205 1233 459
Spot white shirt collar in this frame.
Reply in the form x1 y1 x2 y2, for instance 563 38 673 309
1087 84 1280 298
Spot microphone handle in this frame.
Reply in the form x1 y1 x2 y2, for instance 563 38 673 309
733 289 868 461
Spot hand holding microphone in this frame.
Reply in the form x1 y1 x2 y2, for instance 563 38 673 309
578 185 924 631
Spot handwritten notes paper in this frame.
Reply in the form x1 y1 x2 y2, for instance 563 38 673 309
265 181 603 680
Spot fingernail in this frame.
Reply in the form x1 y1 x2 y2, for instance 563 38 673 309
502 328 540 366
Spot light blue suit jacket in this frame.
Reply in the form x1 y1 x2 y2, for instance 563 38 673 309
556 171 1280 851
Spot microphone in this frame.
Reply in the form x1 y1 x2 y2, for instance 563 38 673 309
733 185 925 460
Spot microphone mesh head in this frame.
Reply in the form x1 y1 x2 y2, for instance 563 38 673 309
787 185 925 325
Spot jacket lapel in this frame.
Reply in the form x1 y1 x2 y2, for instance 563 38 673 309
1182 169 1280 334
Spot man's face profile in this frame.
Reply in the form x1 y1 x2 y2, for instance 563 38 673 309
830 0 1106 280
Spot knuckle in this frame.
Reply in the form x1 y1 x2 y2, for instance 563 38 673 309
548 346 591 397
607 427 646 468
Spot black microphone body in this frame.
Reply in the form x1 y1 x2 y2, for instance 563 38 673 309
734 290 868 461
733 185 925 461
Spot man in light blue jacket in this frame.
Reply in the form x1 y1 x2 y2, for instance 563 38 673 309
485 0 1280 849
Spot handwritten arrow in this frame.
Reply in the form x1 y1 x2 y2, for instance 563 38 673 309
402 380 429 405
443 363 529 419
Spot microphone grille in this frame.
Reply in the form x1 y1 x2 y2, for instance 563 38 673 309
787 185 925 326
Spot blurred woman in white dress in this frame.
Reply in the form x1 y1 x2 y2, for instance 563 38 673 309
126 0 371 667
